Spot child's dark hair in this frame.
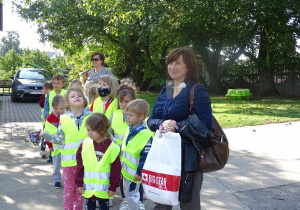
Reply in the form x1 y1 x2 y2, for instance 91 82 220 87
44 81 53 89
86 113 111 139
52 95 65 107
52 74 65 83
117 78 137 102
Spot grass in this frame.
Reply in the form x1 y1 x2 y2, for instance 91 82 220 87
137 91 300 128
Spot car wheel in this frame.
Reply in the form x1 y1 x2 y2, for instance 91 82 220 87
11 89 18 102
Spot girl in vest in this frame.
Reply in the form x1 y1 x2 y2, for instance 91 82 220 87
39 86 92 210
87 85 99 108
75 113 121 210
90 75 119 120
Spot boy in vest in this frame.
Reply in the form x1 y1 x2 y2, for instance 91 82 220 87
44 95 66 189
43 74 66 120
39 81 53 159
120 99 153 210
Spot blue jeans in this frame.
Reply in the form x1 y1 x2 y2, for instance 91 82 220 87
85 198 109 210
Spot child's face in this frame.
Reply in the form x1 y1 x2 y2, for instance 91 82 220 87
52 79 65 91
67 90 84 108
43 87 51 95
119 95 133 111
53 103 66 116
86 125 102 141
98 80 110 89
126 110 144 127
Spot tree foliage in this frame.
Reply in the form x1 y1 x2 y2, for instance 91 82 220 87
0 49 23 79
0 31 23 56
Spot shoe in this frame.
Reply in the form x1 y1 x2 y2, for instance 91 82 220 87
47 154 52 163
54 182 61 189
108 199 113 207
139 201 145 210
119 200 127 208
40 150 46 158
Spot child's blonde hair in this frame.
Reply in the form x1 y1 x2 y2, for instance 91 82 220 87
98 75 119 98
64 86 86 109
84 81 96 92
85 113 111 139
52 95 65 107
70 79 82 88
117 78 136 102
88 85 99 104
126 99 149 119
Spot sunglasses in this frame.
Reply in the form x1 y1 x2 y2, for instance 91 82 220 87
91 58 100 62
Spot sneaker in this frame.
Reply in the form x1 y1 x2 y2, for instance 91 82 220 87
119 200 127 208
108 199 113 207
47 154 52 163
54 182 61 189
40 150 46 158
139 201 145 210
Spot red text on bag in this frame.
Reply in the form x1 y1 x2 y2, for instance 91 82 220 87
142 169 180 192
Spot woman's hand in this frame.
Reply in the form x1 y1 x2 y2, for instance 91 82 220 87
161 120 178 133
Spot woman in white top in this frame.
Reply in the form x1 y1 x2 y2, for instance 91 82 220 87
87 52 113 83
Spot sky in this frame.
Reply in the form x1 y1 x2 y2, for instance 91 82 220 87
0 0 54 52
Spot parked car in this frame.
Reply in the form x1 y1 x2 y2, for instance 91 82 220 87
10 68 51 102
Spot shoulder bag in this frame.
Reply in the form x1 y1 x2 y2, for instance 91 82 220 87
190 84 229 173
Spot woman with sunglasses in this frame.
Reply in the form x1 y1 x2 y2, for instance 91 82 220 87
87 52 113 83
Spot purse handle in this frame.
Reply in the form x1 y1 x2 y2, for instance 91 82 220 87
190 83 201 113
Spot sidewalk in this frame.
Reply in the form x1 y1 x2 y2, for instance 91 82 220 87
0 95 300 210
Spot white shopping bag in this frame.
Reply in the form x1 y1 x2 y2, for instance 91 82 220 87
142 130 181 206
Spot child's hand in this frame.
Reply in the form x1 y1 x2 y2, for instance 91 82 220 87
77 187 83 193
133 174 142 182
107 190 116 197
39 131 45 137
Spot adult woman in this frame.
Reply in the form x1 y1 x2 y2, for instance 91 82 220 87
87 52 113 83
147 47 212 210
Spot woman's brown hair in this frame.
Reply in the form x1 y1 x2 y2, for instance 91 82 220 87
166 47 199 83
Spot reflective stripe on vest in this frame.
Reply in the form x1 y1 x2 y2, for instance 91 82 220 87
121 128 152 183
44 120 60 156
60 114 90 167
48 89 66 114
41 108 44 125
111 110 128 147
82 138 120 199
92 97 118 120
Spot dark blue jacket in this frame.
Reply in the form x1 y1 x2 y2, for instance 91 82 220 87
147 83 212 131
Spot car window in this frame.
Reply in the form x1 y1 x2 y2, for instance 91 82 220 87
18 70 51 80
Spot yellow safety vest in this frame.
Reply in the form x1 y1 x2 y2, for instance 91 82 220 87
60 114 91 167
48 89 66 114
111 110 128 147
92 97 118 120
44 120 60 157
41 108 45 125
121 128 152 183
82 138 120 199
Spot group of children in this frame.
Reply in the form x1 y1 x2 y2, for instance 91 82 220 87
34 74 153 210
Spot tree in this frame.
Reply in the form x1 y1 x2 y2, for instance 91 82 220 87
0 31 22 56
0 49 23 78
22 48 53 75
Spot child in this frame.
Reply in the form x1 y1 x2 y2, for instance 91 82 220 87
70 79 83 88
39 81 53 159
84 80 96 104
120 99 153 210
44 95 66 188
87 85 99 108
39 86 91 210
75 113 121 210
90 75 119 120
44 74 66 120
110 81 136 147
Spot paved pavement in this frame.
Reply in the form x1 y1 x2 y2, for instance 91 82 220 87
0 95 300 210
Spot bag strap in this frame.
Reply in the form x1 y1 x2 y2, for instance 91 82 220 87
190 83 201 113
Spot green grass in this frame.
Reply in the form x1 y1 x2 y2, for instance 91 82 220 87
137 91 300 128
